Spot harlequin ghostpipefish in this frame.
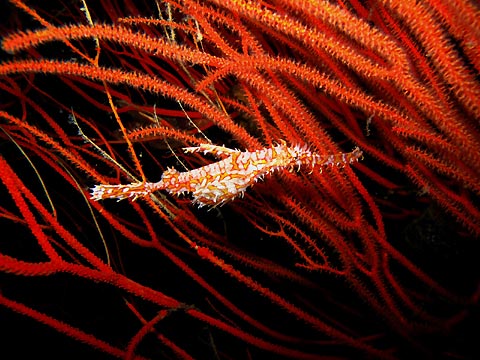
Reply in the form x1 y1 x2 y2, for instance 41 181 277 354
90 141 363 207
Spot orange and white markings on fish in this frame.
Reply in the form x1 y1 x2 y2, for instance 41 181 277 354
90 141 363 207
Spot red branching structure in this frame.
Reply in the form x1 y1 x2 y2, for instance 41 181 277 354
0 0 479 358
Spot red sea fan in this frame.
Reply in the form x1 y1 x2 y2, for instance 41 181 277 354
1 0 479 359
